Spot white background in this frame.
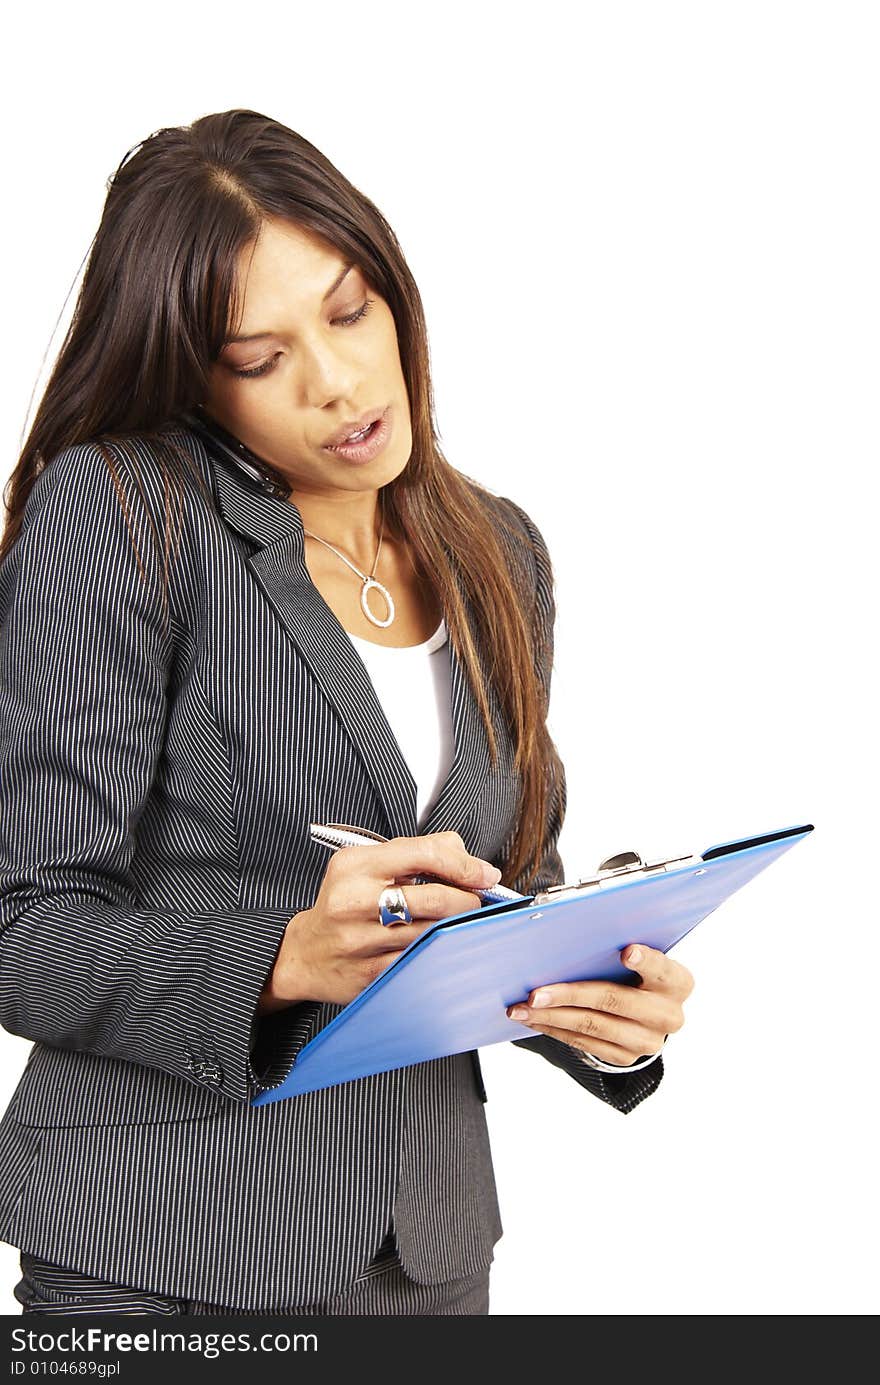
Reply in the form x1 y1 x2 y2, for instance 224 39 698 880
1 1 876 1317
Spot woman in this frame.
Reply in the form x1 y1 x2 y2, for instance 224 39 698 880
0 109 693 1316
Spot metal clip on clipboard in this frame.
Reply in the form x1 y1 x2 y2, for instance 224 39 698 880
531 848 704 907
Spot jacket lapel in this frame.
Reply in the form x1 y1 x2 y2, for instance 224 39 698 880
197 438 492 841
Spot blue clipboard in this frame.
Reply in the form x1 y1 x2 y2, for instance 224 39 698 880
251 822 813 1105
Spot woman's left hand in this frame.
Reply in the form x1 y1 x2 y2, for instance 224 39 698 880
506 944 694 1066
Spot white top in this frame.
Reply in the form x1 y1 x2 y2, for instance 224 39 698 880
345 617 454 831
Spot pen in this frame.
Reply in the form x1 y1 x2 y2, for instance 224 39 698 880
309 822 526 905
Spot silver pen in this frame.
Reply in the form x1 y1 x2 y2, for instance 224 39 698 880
309 822 526 904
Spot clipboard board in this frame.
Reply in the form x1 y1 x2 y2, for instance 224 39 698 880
251 822 814 1105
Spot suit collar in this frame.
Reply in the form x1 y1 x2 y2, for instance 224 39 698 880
172 426 492 841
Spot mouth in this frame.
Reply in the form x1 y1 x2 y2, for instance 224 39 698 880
323 407 386 451
322 407 392 463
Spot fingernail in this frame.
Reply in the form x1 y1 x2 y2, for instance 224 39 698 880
626 946 642 966
531 990 552 1007
482 864 502 885
508 1006 530 1022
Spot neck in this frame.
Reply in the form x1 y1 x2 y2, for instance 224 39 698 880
292 489 391 571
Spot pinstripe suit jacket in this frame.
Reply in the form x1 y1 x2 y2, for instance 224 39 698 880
0 426 662 1310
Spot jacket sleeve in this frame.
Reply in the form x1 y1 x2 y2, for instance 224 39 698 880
0 441 315 1105
499 497 663 1115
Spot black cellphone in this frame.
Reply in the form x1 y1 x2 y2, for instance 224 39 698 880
180 408 292 500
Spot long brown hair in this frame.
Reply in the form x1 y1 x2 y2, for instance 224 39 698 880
0 108 564 893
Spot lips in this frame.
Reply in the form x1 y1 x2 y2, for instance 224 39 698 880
321 407 393 465
323 407 386 450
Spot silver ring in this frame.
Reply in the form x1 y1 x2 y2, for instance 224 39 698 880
378 885 412 927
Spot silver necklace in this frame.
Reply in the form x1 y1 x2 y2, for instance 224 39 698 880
302 512 396 628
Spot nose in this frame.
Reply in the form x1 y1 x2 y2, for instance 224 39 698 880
299 331 360 410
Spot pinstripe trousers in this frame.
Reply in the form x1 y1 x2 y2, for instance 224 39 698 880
14 1232 491 1315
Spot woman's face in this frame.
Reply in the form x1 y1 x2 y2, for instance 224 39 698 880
202 217 413 501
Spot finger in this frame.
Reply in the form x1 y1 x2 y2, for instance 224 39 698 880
516 1021 656 1068
381 881 486 922
348 884 485 952
524 980 674 1028
621 945 695 999
507 1003 664 1056
335 835 501 892
370 946 417 978
352 916 436 954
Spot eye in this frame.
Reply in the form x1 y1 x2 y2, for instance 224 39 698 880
336 297 375 328
233 355 280 380
232 298 376 380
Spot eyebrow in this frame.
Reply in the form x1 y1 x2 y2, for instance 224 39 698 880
224 262 354 345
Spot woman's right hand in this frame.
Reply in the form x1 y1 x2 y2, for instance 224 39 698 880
257 831 503 1012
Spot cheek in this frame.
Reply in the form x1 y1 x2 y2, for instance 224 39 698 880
203 368 261 425
202 377 298 459
203 367 232 411
372 302 405 369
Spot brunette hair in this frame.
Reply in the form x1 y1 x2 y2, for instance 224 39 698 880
0 108 564 893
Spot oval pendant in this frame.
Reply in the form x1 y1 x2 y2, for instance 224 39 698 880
361 577 395 628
